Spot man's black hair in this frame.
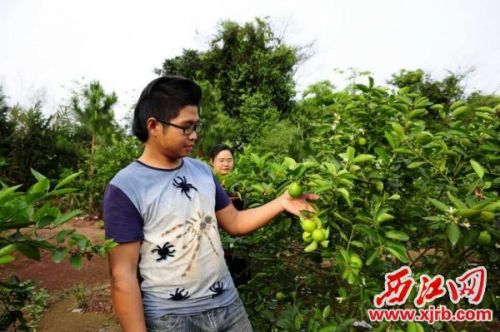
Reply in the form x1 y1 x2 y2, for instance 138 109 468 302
210 144 234 161
132 75 202 142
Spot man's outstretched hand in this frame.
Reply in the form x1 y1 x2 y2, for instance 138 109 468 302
280 191 320 216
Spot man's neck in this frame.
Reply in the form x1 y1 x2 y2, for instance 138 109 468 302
138 146 182 170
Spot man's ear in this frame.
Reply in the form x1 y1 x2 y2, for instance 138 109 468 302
146 117 160 137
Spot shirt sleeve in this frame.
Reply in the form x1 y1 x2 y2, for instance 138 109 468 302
103 183 144 243
213 175 232 211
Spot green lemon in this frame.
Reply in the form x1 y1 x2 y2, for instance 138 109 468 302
479 211 494 223
302 231 313 243
349 254 363 269
275 291 286 301
477 231 491 246
301 219 317 232
288 182 303 198
358 137 367 145
312 229 326 242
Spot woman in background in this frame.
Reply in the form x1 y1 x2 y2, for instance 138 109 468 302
210 144 243 210
210 143 235 177
210 143 249 285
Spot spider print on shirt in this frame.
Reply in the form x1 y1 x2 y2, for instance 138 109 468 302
169 288 190 301
172 175 198 200
151 242 176 262
161 210 220 277
209 281 225 298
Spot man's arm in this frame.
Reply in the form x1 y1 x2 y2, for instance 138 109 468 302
108 241 147 332
216 191 318 236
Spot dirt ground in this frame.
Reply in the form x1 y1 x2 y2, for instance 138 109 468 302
0 217 120 331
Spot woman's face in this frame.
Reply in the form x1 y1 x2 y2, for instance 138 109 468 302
212 150 234 176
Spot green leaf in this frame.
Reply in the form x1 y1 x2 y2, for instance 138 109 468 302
304 241 318 252
446 223 461 246
51 248 68 263
16 243 41 261
45 188 78 198
70 255 84 270
374 147 390 163
322 305 331 319
450 105 469 118
385 230 409 241
0 255 15 264
384 131 397 149
450 100 466 110
335 188 352 207
71 234 90 251
0 184 22 203
346 147 355 162
54 171 82 190
407 161 425 169
407 321 425 332
318 325 336 332
366 249 379 266
350 241 365 249
55 209 82 225
409 108 428 118
446 192 467 209
470 160 485 179
0 244 17 256
56 229 76 244
26 178 51 203
475 106 494 113
34 204 61 228
429 198 449 213
430 104 444 111
388 194 400 200
354 224 378 239
352 154 375 163
376 213 395 224
385 244 408 263
30 168 47 182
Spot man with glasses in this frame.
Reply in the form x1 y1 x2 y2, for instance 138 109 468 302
103 75 317 332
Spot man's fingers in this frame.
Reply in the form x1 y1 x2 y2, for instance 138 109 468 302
303 193 319 200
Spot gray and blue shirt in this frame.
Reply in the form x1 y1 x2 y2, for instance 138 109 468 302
103 158 237 319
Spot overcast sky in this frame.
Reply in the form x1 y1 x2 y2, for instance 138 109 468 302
1 0 499 121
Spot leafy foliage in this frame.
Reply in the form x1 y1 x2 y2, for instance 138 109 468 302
388 69 466 106
222 77 499 331
0 170 116 330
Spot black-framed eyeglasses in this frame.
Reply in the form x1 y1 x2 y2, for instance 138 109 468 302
156 118 203 135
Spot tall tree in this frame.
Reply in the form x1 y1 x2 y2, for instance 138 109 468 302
7 102 54 185
70 81 117 210
0 87 14 180
156 18 304 149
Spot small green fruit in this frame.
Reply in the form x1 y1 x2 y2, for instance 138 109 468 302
301 219 317 232
358 137 367 145
477 231 491 246
302 231 313 243
312 229 326 242
349 254 363 269
275 292 286 301
288 182 302 198
479 211 494 223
